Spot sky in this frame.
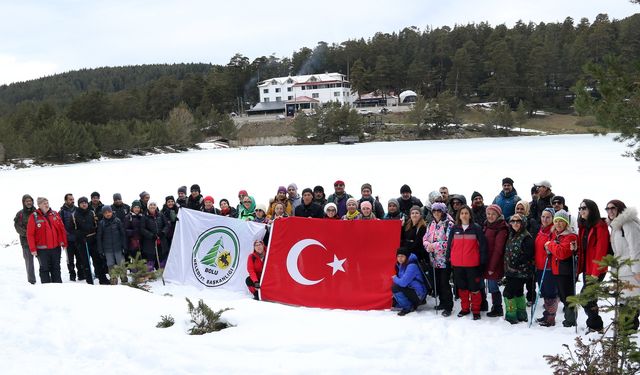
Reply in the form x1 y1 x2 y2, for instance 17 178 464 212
0 0 638 85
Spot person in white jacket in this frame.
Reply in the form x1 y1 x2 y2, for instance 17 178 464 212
606 199 640 330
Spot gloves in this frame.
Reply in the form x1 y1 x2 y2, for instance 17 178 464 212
254 282 260 289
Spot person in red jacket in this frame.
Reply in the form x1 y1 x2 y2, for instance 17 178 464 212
483 204 509 317
545 209 579 328
27 197 68 283
246 240 266 300
577 199 610 333
534 208 559 326
447 205 488 320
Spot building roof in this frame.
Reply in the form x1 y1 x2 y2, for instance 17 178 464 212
285 96 319 103
258 73 347 87
246 101 286 113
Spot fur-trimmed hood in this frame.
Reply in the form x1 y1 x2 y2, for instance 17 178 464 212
609 207 640 231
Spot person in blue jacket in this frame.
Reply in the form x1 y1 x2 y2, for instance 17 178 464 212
392 247 427 316
492 177 521 220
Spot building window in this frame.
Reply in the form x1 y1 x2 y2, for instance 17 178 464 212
264 98 270 102
287 87 292 92
288 96 293 100
276 97 282 102
334 92 340 97
312 93 319 99
263 89 269 94
275 88 281 93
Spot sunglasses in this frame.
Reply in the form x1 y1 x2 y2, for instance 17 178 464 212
552 201 562 205
605 206 617 211
243 201 251 204
510 219 523 223
578 206 588 211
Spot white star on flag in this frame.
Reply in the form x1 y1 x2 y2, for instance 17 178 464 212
326 254 346 275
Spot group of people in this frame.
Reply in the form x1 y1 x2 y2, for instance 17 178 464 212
14 178 640 331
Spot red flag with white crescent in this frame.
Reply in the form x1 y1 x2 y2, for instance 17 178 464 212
260 217 401 310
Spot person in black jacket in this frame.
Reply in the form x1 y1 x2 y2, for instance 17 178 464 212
294 188 324 218
401 206 428 262
162 196 180 247
96 206 127 279
14 194 37 284
60 193 83 281
187 184 204 210
124 200 144 260
111 193 130 222
73 197 109 285
176 186 188 208
89 191 104 221
397 184 423 217
141 201 169 270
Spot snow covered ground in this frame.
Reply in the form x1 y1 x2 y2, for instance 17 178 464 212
1 134 639 374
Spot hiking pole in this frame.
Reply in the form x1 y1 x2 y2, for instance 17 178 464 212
85 242 94 282
571 240 578 334
529 256 550 328
154 240 166 286
433 263 438 315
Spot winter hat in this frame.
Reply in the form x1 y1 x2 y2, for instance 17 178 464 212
428 191 441 204
113 193 122 201
238 190 248 196
178 186 187 194
486 204 503 216
543 207 555 216
131 200 142 209
102 205 113 213
361 183 372 192
409 205 422 214
432 202 447 212
324 202 338 213
287 183 298 191
536 180 552 188
553 210 570 226
78 197 88 205
551 196 565 205
165 195 175 203
301 188 313 196
502 177 514 185
148 200 158 208
388 198 399 207
91 191 100 198
255 203 267 212
400 184 412 194
471 191 483 201
190 184 201 193
277 186 287 194
346 197 358 206
203 196 214 203
139 191 149 199
516 200 530 216
360 201 372 210
334 180 345 186
313 185 325 193
396 247 411 257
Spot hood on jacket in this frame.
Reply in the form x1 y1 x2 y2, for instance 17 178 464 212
609 207 640 231
22 194 34 209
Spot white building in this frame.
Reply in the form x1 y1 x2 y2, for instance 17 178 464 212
248 73 355 116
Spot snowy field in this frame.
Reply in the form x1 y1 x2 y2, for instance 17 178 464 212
1 134 639 374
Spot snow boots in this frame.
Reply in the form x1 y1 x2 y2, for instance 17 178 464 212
457 289 470 317
538 297 558 327
504 297 518 324
515 295 528 322
486 292 504 317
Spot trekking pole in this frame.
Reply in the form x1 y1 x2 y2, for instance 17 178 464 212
571 240 578 334
85 242 94 281
154 241 166 286
432 263 438 315
529 256 549 328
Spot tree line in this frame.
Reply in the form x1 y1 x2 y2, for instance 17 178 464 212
0 12 639 162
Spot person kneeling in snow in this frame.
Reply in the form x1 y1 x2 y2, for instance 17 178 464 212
246 240 266 300
392 247 426 316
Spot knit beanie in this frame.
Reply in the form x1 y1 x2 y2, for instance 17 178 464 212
388 198 399 207
190 184 201 193
360 201 373 210
287 183 298 191
204 196 214 203
409 205 422 214
502 177 514 185
324 202 338 214
178 186 187 194
78 197 88 205
396 247 411 257
113 193 122 201
361 183 372 192
486 204 503 216
131 200 142 209
400 184 412 194
313 185 325 193
471 191 483 201
165 195 175 203
554 210 570 226
277 186 287 194
346 197 358 206
543 207 555 216
102 205 113 213
139 191 149 199
431 202 447 212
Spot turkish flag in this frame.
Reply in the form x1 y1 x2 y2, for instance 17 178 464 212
260 217 401 310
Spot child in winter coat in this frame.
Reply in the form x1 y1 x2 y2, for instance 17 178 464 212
423 202 454 316
392 247 426 316
502 213 534 324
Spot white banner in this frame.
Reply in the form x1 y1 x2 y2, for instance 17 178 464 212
164 208 267 291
